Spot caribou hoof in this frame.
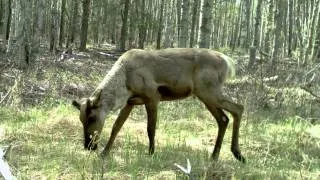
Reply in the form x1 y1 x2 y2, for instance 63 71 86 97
100 150 109 158
232 150 246 163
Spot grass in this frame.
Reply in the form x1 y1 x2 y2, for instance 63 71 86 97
1 50 319 179
1 98 320 179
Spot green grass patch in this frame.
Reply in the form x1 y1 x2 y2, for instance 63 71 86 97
1 100 320 179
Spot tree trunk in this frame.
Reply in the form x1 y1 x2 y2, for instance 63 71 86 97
315 12 320 61
31 0 44 57
271 0 284 73
156 0 165 49
305 0 320 64
288 0 294 56
79 0 91 51
176 0 182 44
138 0 146 49
163 0 175 48
0 0 3 32
189 0 199 48
264 0 274 55
59 0 66 48
179 0 190 47
233 0 243 50
194 0 201 47
244 0 252 49
49 0 59 52
92 0 101 45
248 0 262 70
229 1 237 49
16 0 32 67
66 0 79 49
199 0 213 48
5 0 12 41
119 0 130 51
128 6 135 49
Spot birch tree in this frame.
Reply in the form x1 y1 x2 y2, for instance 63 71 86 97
119 0 130 51
179 0 190 47
79 0 91 51
199 0 213 48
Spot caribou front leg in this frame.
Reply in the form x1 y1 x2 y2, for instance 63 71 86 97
145 101 159 155
101 104 133 157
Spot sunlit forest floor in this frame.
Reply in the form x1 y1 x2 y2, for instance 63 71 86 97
1 46 320 179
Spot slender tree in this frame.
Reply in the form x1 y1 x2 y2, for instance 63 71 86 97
271 0 285 72
66 0 79 49
193 0 201 47
176 0 182 43
179 0 190 47
14 0 33 67
5 0 12 41
248 0 263 70
315 16 320 61
91 0 102 45
264 0 274 54
138 0 146 49
49 0 59 52
288 0 294 56
232 0 243 50
79 0 91 51
32 0 45 56
199 0 213 48
59 0 66 48
119 0 130 51
0 0 3 32
305 0 320 64
244 0 252 48
156 0 165 49
189 0 199 48
163 0 175 48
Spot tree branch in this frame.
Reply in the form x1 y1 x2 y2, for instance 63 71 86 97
0 89 12 105
300 85 320 103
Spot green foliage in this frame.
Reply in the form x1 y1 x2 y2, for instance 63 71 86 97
1 49 319 179
1 100 319 179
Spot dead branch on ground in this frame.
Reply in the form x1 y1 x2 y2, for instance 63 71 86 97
300 86 320 103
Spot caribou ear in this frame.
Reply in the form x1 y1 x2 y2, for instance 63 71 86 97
72 100 81 110
91 90 102 108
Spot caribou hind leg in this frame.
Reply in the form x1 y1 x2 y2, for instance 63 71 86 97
194 68 245 163
217 97 245 163
200 94 245 163
216 97 245 163
101 104 133 156
196 90 245 163
202 104 230 161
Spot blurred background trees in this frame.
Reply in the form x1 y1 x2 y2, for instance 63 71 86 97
0 0 319 70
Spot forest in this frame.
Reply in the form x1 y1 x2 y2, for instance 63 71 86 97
0 0 320 179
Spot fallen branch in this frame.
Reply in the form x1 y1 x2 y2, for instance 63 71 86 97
259 50 271 58
300 86 320 103
174 159 192 179
0 146 15 180
0 89 12 105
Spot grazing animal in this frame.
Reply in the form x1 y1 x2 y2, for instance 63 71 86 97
72 48 245 163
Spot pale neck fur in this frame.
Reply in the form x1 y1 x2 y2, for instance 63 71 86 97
91 58 131 116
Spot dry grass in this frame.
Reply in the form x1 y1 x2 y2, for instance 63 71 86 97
1 49 320 179
1 100 320 179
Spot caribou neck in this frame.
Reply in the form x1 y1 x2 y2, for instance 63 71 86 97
94 61 131 116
